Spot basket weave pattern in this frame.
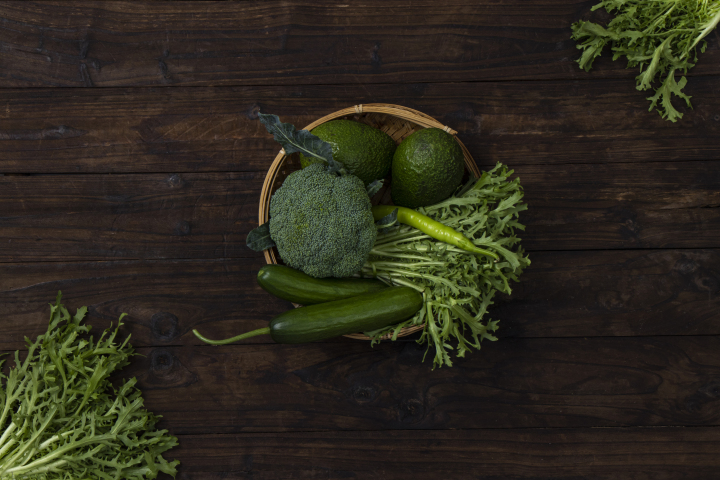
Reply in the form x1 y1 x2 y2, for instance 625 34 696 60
259 104 480 340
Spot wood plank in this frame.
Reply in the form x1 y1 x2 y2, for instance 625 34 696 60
0 258 277 350
0 250 718 351
1 80 719 174
115 336 720 433
1 0 718 88
167 428 720 479
495 249 720 338
1 161 719 261
521 162 720 251
0 172 263 261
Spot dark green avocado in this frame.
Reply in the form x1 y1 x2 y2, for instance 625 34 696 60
391 128 465 209
299 119 396 185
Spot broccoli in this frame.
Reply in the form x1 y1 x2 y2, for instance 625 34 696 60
268 163 377 278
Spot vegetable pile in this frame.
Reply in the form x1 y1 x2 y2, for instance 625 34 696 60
222 112 529 368
572 0 720 122
0 293 179 480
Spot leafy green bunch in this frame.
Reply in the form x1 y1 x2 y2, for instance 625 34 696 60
0 293 179 480
362 164 530 368
572 0 720 121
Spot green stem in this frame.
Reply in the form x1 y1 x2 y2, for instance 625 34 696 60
369 249 430 261
4 434 112 475
688 9 720 51
2 407 57 473
38 432 66 451
367 267 457 290
645 3 677 34
0 407 19 453
27 459 68 476
369 274 425 292
376 241 497 261
193 327 271 345
367 261 447 268
0 436 17 461
0 375 31 439
375 233 430 247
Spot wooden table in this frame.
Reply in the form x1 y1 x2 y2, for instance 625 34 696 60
2 2 719 478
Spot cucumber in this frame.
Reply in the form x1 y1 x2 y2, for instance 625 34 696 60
257 264 387 305
269 287 422 343
193 287 423 345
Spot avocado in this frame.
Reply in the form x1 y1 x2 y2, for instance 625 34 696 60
391 128 465 209
299 120 396 185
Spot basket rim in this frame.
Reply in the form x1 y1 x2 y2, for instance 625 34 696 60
257 103 478 341
301 103 458 134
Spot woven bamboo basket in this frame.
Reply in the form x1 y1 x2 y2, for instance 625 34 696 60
258 103 480 340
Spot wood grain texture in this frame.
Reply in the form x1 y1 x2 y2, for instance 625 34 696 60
0 258 276 350
1 0 719 477
1 80 719 174
167 428 720 480
496 249 720 338
1 162 718 260
0 250 717 350
0 172 262 261
1 0 718 88
521 162 720 251
109 336 720 433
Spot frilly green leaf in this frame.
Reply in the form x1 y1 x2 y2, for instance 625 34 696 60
0 292 179 479
571 0 719 121
362 163 529 369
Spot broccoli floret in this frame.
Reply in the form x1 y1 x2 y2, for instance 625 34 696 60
269 163 377 278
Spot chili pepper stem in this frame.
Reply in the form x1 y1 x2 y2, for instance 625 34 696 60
193 327 271 345
457 239 500 260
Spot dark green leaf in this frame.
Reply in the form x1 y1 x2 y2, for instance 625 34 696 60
325 157 348 176
258 112 334 163
366 179 384 197
246 221 276 252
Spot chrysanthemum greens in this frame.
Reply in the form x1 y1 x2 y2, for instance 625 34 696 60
362 163 530 368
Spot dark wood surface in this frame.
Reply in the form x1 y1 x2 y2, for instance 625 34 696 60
3 1 719 88
1 1 719 478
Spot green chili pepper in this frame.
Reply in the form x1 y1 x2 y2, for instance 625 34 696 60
372 205 499 260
